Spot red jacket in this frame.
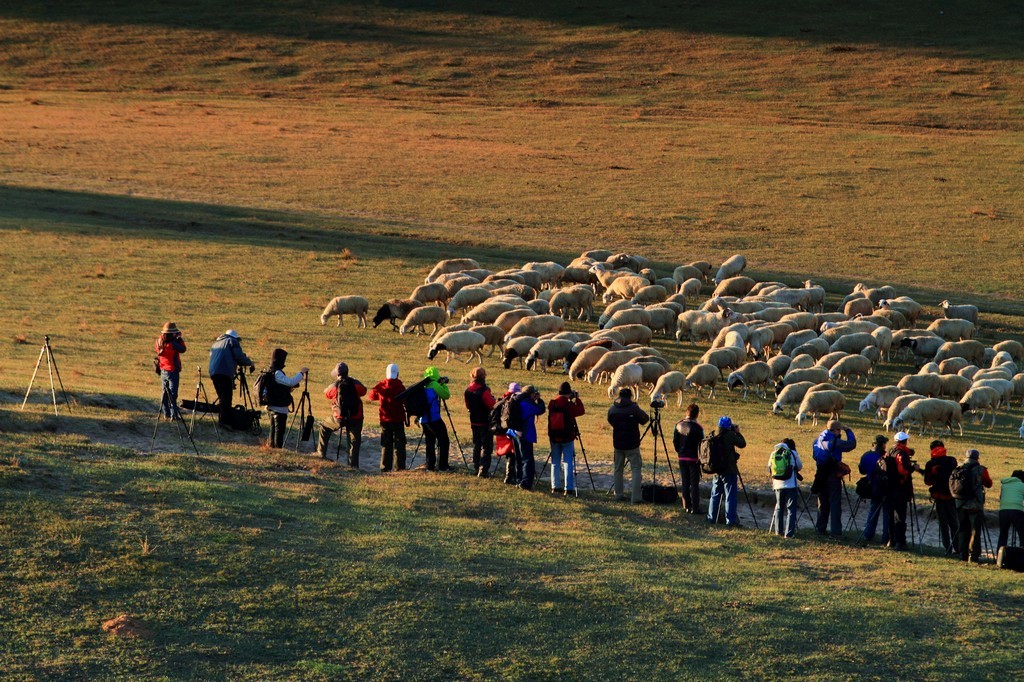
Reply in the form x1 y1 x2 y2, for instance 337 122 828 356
368 378 406 424
464 380 496 426
154 335 186 372
324 379 367 422
547 395 586 444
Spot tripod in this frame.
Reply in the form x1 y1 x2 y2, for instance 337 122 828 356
286 374 315 451
841 478 860 534
644 405 682 509
441 399 470 469
235 367 261 436
151 383 200 455
21 335 72 415
187 366 221 441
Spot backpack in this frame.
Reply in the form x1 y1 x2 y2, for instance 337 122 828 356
490 394 524 435
770 444 794 481
876 450 895 487
334 378 360 420
949 462 979 501
255 368 292 408
547 403 573 441
698 433 728 475
402 381 430 421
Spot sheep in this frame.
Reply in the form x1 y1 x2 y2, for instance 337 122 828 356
651 300 685 316
871 326 893 360
919 362 940 375
873 308 908 329
493 308 537 333
711 323 752 349
883 393 925 431
927 318 976 342
940 300 979 325
957 365 980 381
973 367 1014 382
859 385 904 421
567 345 610 379
469 324 506 357
581 248 614 261
795 390 846 427
591 328 627 345
860 346 882 368
602 275 651 303
684 364 721 399
898 373 942 397
627 360 669 389
767 354 792 379
815 351 849 370
754 307 800 323
772 381 815 416
505 315 566 342
790 338 830 360
446 286 492 318
689 261 715 283
852 283 896 304
892 398 963 437
844 297 875 318
631 285 668 305
645 307 678 336
678 277 703 301
459 269 493 283
427 330 487 365
372 298 423 330
606 363 644 399
755 287 813 311
901 335 946 363
991 352 1017 373
399 306 448 336
501 269 544 291
614 324 655 346
1012 373 1024 407
598 300 637 327
828 355 872 387
778 312 819 332
820 320 879 344
815 312 850 328
463 301 518 326
672 265 704 290
527 299 550 315
700 347 744 376
802 281 826 313
993 340 1024 364
726 361 772 399
425 258 480 283
606 253 647 272
488 294 530 307
881 297 923 325
972 378 1015 409
676 310 731 344
440 275 482 299
829 332 878 355
639 267 658 284
712 276 757 299
549 286 596 321
958 386 1002 428
781 367 830 387
938 357 971 375
603 308 652 330
650 371 689 407
522 261 566 289
778 329 817 356
525 339 575 373
714 254 747 284
932 340 986 366
789 354 816 371
746 327 775 359
587 350 643 384
410 282 449 307
319 295 370 328
491 284 537 301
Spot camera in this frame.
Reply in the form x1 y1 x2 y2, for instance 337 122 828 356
438 376 450 385
650 398 665 409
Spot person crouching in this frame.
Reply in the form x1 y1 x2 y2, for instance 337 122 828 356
319 362 367 467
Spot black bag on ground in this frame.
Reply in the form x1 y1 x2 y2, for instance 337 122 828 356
227 405 261 434
996 546 1024 572
301 414 315 442
641 483 679 504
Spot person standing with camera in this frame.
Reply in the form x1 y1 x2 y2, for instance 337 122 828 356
547 382 586 496
515 385 546 491
420 366 451 471
319 362 367 467
707 416 745 525
368 364 407 472
607 388 649 504
464 367 496 478
884 431 921 551
154 321 186 419
923 439 959 556
811 419 856 538
208 330 255 429
264 348 307 449
672 403 704 514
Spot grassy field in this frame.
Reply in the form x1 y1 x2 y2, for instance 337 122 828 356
2 1 1024 678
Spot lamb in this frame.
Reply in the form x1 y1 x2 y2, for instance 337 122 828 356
940 300 979 325
426 330 487 365
650 371 689 407
859 385 904 421
410 282 449 307
684 364 721 399
602 275 651 303
678 277 703 301
993 340 1024 364
463 301 518 325
781 367 830 387
932 340 986 365
446 286 492 317
319 295 370 328
505 314 566 342
425 258 480 283
493 308 537 333
726 361 772 399
829 332 878 355
372 298 423 330
897 373 942 398
399 306 448 336
927 318 976 342
795 390 846 426
470 324 507 357
503 336 540 370
587 350 643 384
712 276 757 299
549 286 596 321
631 285 669 305
827 355 872 386
892 399 963 437
602 307 652 330
714 254 747 284
772 381 815 416
607 363 645 399
958 386 1002 427
525 339 576 373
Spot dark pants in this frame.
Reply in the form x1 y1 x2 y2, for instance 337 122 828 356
957 506 985 561
317 418 363 467
504 439 521 485
471 425 493 477
934 498 959 554
380 421 406 471
889 488 909 548
268 411 288 448
519 440 536 490
998 509 1024 549
679 460 701 514
423 419 450 470
212 374 234 425
816 477 843 536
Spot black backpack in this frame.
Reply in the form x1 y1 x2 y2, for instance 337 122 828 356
698 432 728 475
334 378 360 420
402 382 430 421
254 369 274 407
949 462 979 501
490 394 524 435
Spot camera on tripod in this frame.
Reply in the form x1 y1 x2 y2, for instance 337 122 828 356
650 397 665 410
438 376 450 385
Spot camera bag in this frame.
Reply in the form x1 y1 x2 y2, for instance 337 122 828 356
641 483 679 504
996 546 1024 572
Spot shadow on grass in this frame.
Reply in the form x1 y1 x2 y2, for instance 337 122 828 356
2 1 1021 59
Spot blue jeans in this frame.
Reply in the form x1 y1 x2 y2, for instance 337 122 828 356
518 440 536 490
863 496 890 542
550 441 575 491
160 370 180 418
708 473 738 525
816 477 843 536
774 488 799 537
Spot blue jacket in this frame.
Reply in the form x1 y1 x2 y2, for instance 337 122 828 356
208 335 253 377
812 428 857 466
518 395 546 444
859 449 885 498
418 367 451 424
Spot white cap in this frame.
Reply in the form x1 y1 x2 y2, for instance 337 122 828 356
894 431 909 443
224 329 239 339
386 363 399 379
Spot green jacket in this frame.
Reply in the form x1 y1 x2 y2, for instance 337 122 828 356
1000 476 1024 511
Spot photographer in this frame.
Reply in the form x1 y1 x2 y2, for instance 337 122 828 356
547 382 586 496
858 435 891 546
368 364 407 472
885 431 922 551
607 388 649 504
319 362 367 467
208 329 255 429
811 419 856 538
464 367 496 478
672 403 704 514
515 385 546 491
420 367 451 471
264 348 307 449
923 439 959 556
707 416 745 525
154 321 186 419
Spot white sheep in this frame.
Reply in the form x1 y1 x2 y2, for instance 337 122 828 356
973 367 1014 382
767 354 792 379
712 276 757 299
399 306 448 336
650 371 688 407
525 339 576 373
958 386 1002 428
892 398 963 437
1012 373 1024 407
672 265 703 290
425 258 480 283
901 335 946 362
613 324 655 346
549 286 596 321
957 365 980 381
844 298 874 318
815 351 850 370
714 254 747 284
410 282 449 307
932 340 986 366
898 373 942 397
603 307 652 330
522 261 566 290
470 324 507 357
502 336 540 370
567 345 610 379
790 338 830 360
772 381 815 416
684 364 721 399
858 385 904 421
463 300 518 325
971 378 1015 410
700 347 744 376
827 355 872 386
644 306 678 337
993 340 1024 364
631 285 668 305
937 374 971 401
505 314 566 342
883 393 925 431
853 283 897 304
726 361 771 399
927 318 976 342
587 350 643 384
678 277 702 301
881 296 923 325
591 328 627 345
802 281 826 313
493 308 537 333
602 275 651 303
781 367 830 387
829 332 878 355
676 310 732 344
628 360 669 388
795 390 846 426
427 330 487 365
779 329 818 356
447 286 492 318
746 327 775 359
938 357 971 375
440 274 481 299
789 354 816 371
940 300 979 325
527 299 550 315
319 295 370 328
871 326 893 360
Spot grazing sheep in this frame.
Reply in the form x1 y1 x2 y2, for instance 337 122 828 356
672 265 704 290
790 338 831 360
581 248 614 261
892 398 963 437
871 327 893 360
972 378 1015 409
932 340 986 366
993 340 1024 364
372 298 423 330
938 357 971 375
898 373 942 397
689 261 715 283
440 275 481 299
1012 373 1024 407
603 307 652 330
463 300 518 325
957 365 980 381
447 286 492 317
505 314 566 342
645 307 678 336
789 354 816 371
860 346 882 368
767 354 792 379
567 345 611 379
873 308 908 329
859 385 904 421
587 350 643 384
602 275 651 303
727 361 772 399
828 355 872 386
802 281 826 313
425 258 480 283
927 318 976 342
712 276 757 299
631 284 669 305
820 320 879 344
881 297 923 325
399 306 448 336
844 298 875 318
940 300 979 325
772 381 815 416
816 352 850 370
522 261 566 290
651 371 688 407
320 295 370 328
410 282 449 307
614 324 655 346
777 329 816 356
525 339 575 373
501 269 544 291
549 286 596 321
829 332 878 355
714 254 747 284
753 307 799 323
491 284 537 301
606 253 648 272
591 329 627 346
527 299 550 315
782 367 830 387
503 336 540 370
919 362 940 375
795 390 846 426
700 347 744 376
470 324 506 357
973 367 1014 383
678 277 703 301
958 386 1002 427
676 310 731 344
427 330 487 364
684 364 721 399
607 363 645 399
746 327 775 359
493 308 537 333
902 335 947 363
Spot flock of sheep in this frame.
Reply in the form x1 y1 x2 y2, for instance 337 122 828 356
319 250 1024 438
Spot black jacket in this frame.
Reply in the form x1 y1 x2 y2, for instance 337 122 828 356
606 397 649 450
714 428 746 476
672 418 704 460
